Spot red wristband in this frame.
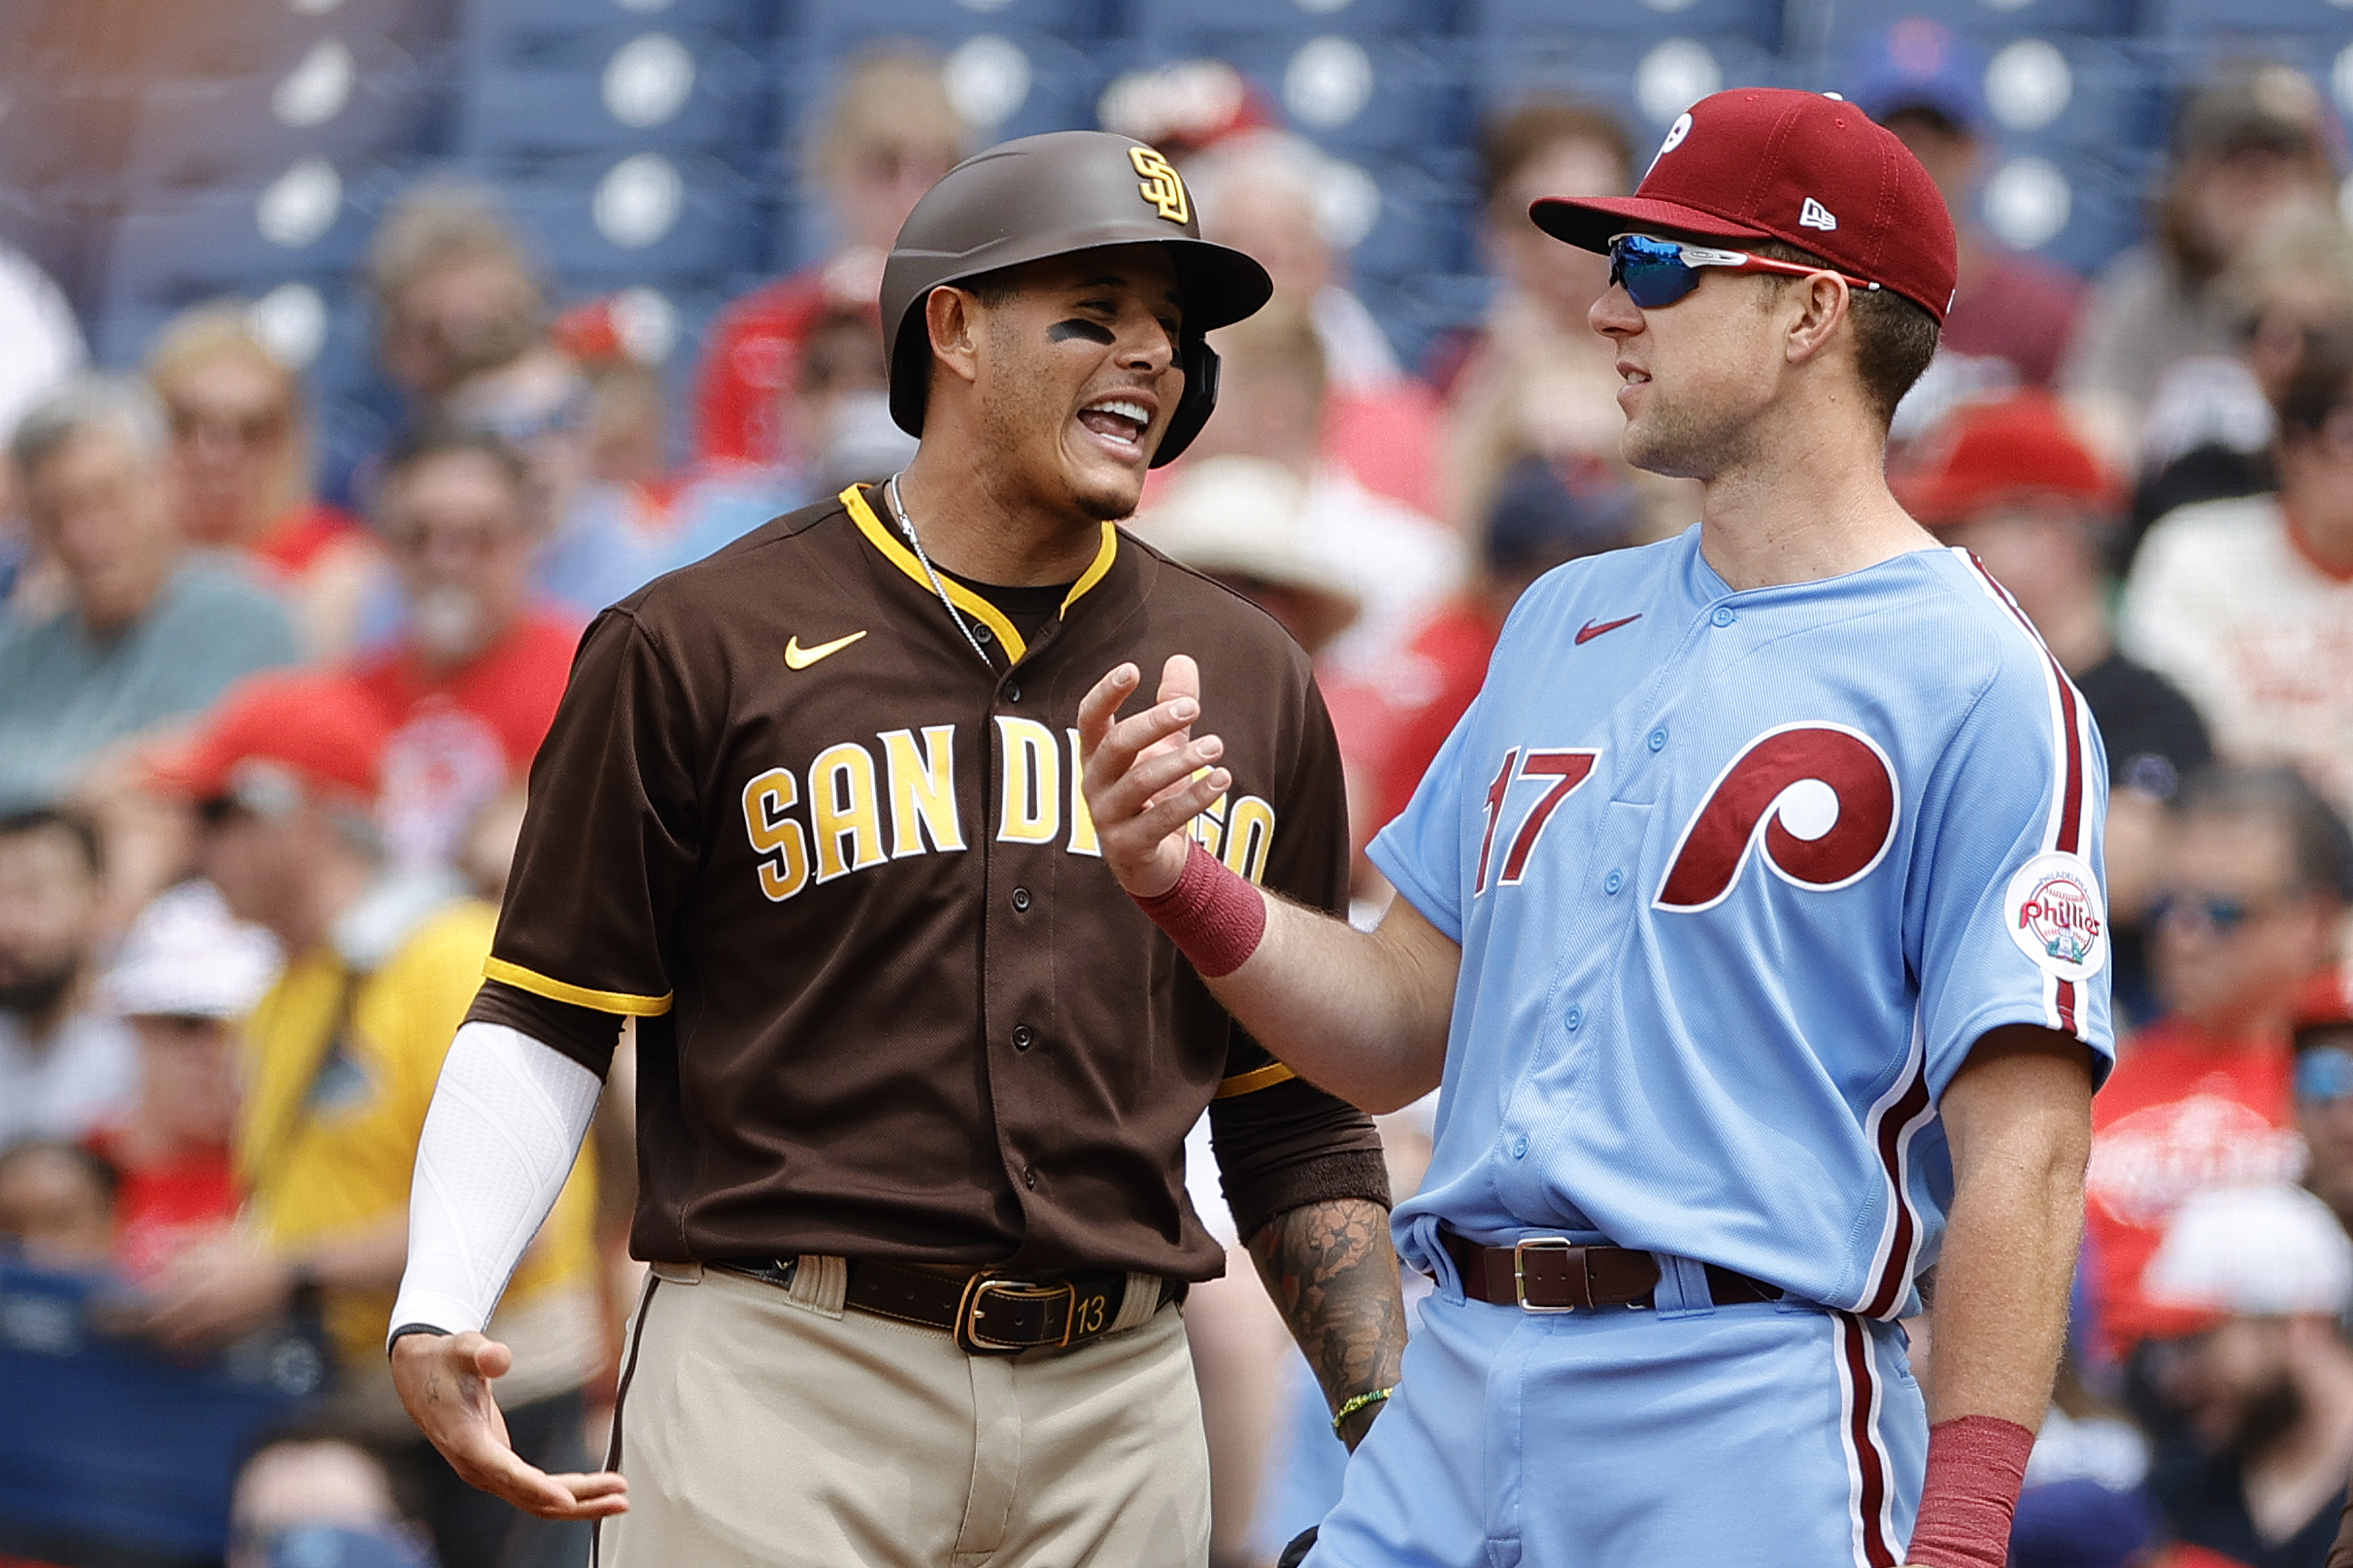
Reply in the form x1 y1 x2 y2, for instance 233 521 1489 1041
1133 839 1266 979
1905 1415 2034 1568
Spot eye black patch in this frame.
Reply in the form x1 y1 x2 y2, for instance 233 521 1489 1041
1048 318 1118 346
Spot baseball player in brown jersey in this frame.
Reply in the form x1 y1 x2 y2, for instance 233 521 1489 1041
380 130 1412 1567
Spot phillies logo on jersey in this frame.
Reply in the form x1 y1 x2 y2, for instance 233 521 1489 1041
2004 851 2108 982
1655 723 1899 911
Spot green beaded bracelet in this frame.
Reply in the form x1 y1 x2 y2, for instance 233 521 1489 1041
1331 1385 1395 1434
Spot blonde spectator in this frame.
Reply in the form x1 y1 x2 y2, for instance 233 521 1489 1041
1439 99 1696 542
147 304 379 658
691 47 967 471
1185 130 1446 516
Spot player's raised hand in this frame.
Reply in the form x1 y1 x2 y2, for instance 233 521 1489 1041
1077 654 1230 898
392 1330 629 1520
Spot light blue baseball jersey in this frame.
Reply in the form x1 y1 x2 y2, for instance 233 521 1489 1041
1368 529 2116 1318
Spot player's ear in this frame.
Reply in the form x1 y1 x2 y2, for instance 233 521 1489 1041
1782 272 1851 368
925 285 985 390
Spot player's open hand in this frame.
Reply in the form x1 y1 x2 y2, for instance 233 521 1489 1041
1077 654 1230 898
392 1330 629 1520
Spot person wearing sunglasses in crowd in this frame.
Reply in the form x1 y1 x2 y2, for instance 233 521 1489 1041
2083 766 2353 1386
1081 88 2110 1568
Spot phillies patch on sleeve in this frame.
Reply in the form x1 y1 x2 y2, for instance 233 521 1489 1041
2004 851 2108 983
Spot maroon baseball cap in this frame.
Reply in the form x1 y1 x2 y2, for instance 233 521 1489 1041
1531 87 1958 324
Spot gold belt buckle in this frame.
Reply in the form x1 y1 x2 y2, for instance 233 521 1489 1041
955 1273 1076 1354
1513 1236 1578 1313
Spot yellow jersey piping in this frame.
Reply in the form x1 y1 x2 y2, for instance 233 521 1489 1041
840 486 1121 662
1214 1061 1298 1098
485 957 673 1017
843 484 1027 658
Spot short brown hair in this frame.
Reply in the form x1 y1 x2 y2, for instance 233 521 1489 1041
2275 326 2353 444
1748 238 1940 428
1478 99 1635 212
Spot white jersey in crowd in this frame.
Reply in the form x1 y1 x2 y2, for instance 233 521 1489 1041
2120 493 2353 817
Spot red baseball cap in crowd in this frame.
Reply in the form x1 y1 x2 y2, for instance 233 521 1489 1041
2295 963 2353 1049
146 669 393 810
1896 392 2126 527
1531 87 1959 324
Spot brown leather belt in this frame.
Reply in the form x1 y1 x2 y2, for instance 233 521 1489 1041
714 1256 1182 1355
1441 1230 1781 1312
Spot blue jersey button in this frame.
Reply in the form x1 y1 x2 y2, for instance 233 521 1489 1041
1648 728 1667 751
1564 1006 1583 1031
1603 870 1624 894
1711 606 1736 627
1511 1135 1530 1159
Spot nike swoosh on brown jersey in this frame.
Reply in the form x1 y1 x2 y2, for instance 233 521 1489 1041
785 630 868 669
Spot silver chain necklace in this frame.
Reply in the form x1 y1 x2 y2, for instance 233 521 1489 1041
885 473 997 672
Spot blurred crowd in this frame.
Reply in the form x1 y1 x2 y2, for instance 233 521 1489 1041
1 27 2351 1568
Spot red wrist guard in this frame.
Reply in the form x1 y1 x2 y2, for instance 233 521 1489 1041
1904 1415 2034 1568
1133 840 1266 979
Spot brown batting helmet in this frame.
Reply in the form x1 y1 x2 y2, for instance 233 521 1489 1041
880 129 1274 466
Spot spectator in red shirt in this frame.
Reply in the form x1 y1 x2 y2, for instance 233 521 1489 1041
2085 767 2353 1367
87 879 279 1283
354 428 576 871
690 48 967 471
1366 455 1637 837
146 305 378 660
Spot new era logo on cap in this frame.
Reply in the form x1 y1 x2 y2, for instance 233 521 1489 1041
1799 197 1838 231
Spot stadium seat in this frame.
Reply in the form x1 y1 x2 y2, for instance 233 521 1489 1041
2141 0 2353 38
1341 160 1474 282
778 31 1108 152
123 48 435 192
1973 149 2141 275
1787 0 2135 41
1173 37 1464 158
128 0 451 77
454 35 770 166
1121 0 1453 44
0 1264 324 1568
793 0 1107 49
1474 35 1782 141
102 164 380 318
495 151 764 286
461 0 776 43
1466 0 1786 50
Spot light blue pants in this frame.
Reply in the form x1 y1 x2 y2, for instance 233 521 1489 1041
1307 1289 1926 1568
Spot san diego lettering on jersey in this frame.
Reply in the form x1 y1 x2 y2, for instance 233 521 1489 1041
740 722 1277 902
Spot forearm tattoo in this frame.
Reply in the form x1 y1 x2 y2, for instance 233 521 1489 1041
1247 1197 1410 1450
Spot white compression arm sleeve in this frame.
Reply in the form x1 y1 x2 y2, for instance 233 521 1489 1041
388 1021 603 1347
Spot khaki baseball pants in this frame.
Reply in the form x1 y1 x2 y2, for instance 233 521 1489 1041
594 1260 1212 1568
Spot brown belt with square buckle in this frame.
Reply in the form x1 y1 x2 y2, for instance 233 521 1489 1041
1440 1229 1781 1312
714 1256 1183 1354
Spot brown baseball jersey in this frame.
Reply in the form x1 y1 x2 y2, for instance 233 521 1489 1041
467 484 1387 1279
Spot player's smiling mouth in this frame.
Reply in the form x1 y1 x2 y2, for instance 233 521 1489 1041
1076 393 1157 459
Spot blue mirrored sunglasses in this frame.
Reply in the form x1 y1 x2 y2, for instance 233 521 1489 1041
1606 233 1885 310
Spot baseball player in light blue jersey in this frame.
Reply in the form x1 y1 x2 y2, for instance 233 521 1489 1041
1079 88 2112 1568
